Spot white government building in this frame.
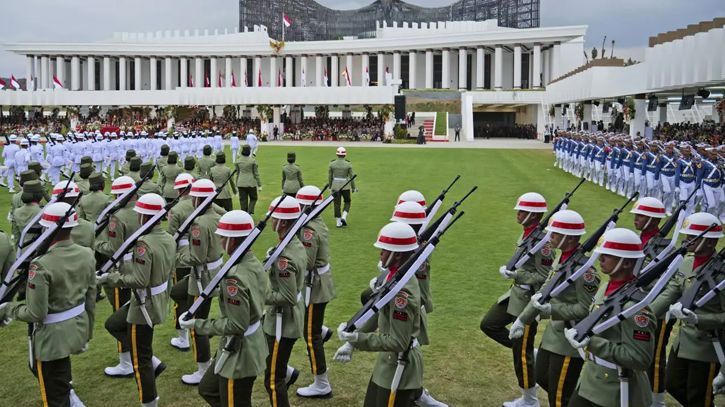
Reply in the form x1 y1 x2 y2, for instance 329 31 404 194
2 17 725 140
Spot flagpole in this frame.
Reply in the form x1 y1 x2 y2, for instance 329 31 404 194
282 12 285 42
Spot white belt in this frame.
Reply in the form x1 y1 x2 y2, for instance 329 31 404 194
245 320 260 337
150 281 168 296
178 239 189 247
515 284 531 290
333 177 347 181
44 303 85 324
297 292 302 301
412 338 420 348
588 353 617 370
197 258 223 271
317 264 330 274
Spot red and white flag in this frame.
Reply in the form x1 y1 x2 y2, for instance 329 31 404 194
345 67 352 86
258 70 262 87
205 74 210 87
189 74 194 87
11 75 21 90
365 66 370 87
324 68 328 87
52 75 64 89
277 69 282 87
231 72 237 87
218 71 223 87
283 14 291 28
0 78 6 89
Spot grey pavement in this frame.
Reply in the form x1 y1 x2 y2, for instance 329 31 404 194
233 138 551 149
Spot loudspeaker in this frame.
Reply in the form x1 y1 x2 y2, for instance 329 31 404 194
395 95 407 121
647 97 658 112
679 95 696 110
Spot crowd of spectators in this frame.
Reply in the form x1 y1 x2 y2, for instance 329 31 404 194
475 124 537 139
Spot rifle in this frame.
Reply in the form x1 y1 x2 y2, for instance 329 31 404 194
538 192 639 303
172 168 238 243
422 175 460 230
504 178 586 272
418 186 477 243
95 165 156 236
17 173 76 254
572 224 717 342
678 241 725 311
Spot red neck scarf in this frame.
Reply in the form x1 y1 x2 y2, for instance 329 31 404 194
640 227 659 245
560 245 580 263
386 266 400 282
523 224 537 239
694 254 712 271
605 276 635 296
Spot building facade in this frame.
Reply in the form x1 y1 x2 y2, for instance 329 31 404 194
240 0 540 41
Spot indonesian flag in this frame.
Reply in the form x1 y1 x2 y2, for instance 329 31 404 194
365 66 370 87
0 78 6 89
205 74 210 87
218 71 223 87
324 69 328 87
344 67 352 86
189 74 194 87
258 69 262 87
11 75 21 90
277 69 282 87
283 14 291 28
231 71 237 87
301 67 306 87
52 75 64 89
243 71 248 87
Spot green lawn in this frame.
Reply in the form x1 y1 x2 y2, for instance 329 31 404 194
434 112 447 136
0 145 708 406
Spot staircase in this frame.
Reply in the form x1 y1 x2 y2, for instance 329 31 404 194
421 118 449 142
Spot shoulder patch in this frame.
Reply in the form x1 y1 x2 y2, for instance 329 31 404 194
191 228 201 238
394 291 409 309
583 273 595 283
583 284 598 293
136 242 147 257
227 285 238 297
303 229 313 241
634 314 649 328
225 278 237 284
277 258 289 271
28 264 37 280
393 310 408 321
108 220 117 232
633 330 651 341
418 262 426 272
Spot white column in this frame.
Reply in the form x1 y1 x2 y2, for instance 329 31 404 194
26 56 33 91
87 56 95 91
630 96 647 138
393 52 401 81
70 57 80 90
210 57 218 88
476 47 485 90
119 57 127 90
39 56 47 89
180 57 188 87
195 57 202 87
270 56 277 87
254 56 261 87
285 56 292 87
165 57 172 90
533 44 542 88
149 57 157 90
346 54 353 85
362 53 370 86
300 55 307 87
409 51 417 89
513 44 522 89
240 57 247 86
377 52 385 87
103 56 111 90
312 54 320 87
442 48 450 89
331 54 339 87
553 42 561 80
58 57 67 89
458 47 467 90
134 57 142 90
494 46 503 90
425 49 433 89
225 57 232 88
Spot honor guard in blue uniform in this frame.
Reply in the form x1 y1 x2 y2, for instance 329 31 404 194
593 138 607 186
643 142 659 199
675 142 698 217
618 139 633 197
607 139 621 193
696 147 722 218
656 141 678 216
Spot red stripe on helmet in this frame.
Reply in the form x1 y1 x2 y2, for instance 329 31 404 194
602 241 643 251
550 221 585 230
218 222 253 231
688 224 723 232
111 183 134 190
191 187 215 193
398 199 426 207
393 211 426 219
296 194 322 202
270 206 301 214
175 179 192 186
378 236 418 245
42 213 77 222
52 187 80 195
136 202 163 211
518 200 547 207
636 205 666 214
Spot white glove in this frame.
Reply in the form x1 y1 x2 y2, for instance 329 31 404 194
499 266 517 279
178 312 196 330
0 303 12 328
334 342 355 363
531 293 551 314
353 188 359 194
369 277 380 292
7 212 12 223
74 342 89 355
96 273 108 285
669 302 698 324
266 247 276 258
337 322 358 342
564 328 590 349
675 187 680 196
509 318 525 340
258 186 263 191
697 189 703 198
714 372 725 394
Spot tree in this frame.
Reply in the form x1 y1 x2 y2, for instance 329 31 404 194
624 58 640 67
591 47 598 60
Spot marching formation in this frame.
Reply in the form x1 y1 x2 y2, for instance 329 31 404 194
0 140 476 407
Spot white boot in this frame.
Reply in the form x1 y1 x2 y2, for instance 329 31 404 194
296 370 333 399
341 211 348 226
650 392 666 407
69 389 86 407
502 387 540 407
181 361 211 385
152 355 167 377
142 397 159 407
336 218 342 228
416 388 448 406
170 329 190 351
285 365 300 386
104 352 134 378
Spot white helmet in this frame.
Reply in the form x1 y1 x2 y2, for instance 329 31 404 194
39 202 78 228
391 201 426 225
594 228 644 258
216 211 255 237
336 147 346 156
680 212 724 238
630 197 666 218
52 181 80 198
189 179 216 197
545 210 586 236
174 173 195 190
9 135 17 142
268 196 301 220
111 176 136 195
296 186 323 206
514 192 548 213
374 222 419 252
397 190 426 208
134 193 165 216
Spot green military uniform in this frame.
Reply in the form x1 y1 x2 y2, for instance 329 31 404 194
197 251 269 406
518 251 600 407
263 237 307 407
157 145 170 171
183 157 198 180
127 157 143 183
351 271 423 406
10 170 45 216
299 216 336 376
158 154 183 203
73 157 92 183
209 155 237 212
198 147 215 179
12 201 42 247
282 156 304 195
173 209 223 365
0 238 96 407
76 164 93 196
568 283 656 407
235 150 261 214
650 254 725 407
104 225 176 404
120 150 136 176
71 218 95 249
77 189 114 224
138 162 161 197
480 232 555 390
0 231 15 289
328 157 356 219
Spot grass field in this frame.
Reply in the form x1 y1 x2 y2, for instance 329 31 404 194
0 144 711 407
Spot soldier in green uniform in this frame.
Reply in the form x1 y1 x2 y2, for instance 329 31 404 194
513 209 597 407
94 176 142 378
209 152 237 212
282 152 304 196
292 187 336 399
77 172 113 223
99 193 175 407
138 162 161 197
120 150 137 176
235 145 262 215
50 181 95 249
11 180 46 302
157 144 170 171
0 202 96 407
9 170 39 220
127 157 143 183
28 162 52 203
159 152 183 204
74 157 93 183
649 212 725 407
565 228 656 407
336 222 423 407
171 179 224 385
190 211 269 407
328 147 357 228
184 156 199 179
480 193 555 407
198 145 215 179
75 164 92 195
262 196 307 407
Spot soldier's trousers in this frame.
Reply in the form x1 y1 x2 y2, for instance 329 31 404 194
238 187 258 214
304 302 328 375
172 268 192 329
363 378 415 407
104 284 132 353
480 299 537 389
665 348 720 407
264 334 297 407
34 357 72 407
647 318 675 394
333 189 351 218
171 277 213 362
198 368 256 407
567 387 604 407
214 198 233 212
535 349 583 407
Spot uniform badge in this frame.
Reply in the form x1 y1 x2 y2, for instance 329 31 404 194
28 266 36 281
191 229 201 238
583 273 595 283
418 263 426 272
303 230 313 241
278 258 288 271
225 279 237 284
227 286 238 297
635 314 649 328
136 243 147 257
394 291 408 309
109 220 116 232
681 218 690 230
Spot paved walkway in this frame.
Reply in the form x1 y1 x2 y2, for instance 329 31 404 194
237 138 551 149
